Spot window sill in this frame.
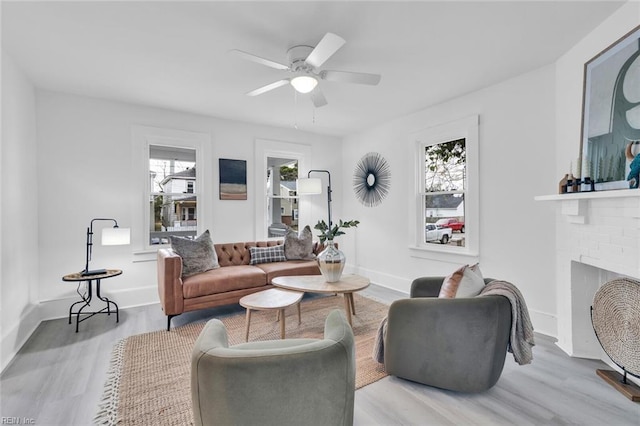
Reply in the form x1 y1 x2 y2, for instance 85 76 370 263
409 244 479 263
132 248 166 263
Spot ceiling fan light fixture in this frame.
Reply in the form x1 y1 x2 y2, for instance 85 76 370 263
290 75 318 94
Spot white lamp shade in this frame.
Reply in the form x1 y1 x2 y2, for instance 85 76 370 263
102 227 131 245
290 75 318 94
296 178 323 195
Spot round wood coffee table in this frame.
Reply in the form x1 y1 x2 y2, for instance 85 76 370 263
239 288 303 341
271 274 370 326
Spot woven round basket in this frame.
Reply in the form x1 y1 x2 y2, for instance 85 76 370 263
591 278 640 377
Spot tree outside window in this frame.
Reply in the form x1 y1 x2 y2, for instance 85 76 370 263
411 115 478 256
423 138 466 246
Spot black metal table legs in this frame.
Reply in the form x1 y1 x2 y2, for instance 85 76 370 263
68 278 119 332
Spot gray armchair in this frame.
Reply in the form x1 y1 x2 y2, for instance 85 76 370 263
384 276 511 392
191 309 355 426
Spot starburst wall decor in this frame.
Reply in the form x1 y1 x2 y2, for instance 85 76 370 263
353 152 391 207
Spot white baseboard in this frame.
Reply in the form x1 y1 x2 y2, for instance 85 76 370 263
528 309 557 339
345 264 412 294
1 304 41 372
1 285 160 373
39 285 160 321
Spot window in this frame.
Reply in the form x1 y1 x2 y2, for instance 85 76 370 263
133 125 209 253
181 207 196 221
410 116 479 257
423 139 466 245
266 157 299 237
254 139 312 240
149 145 197 245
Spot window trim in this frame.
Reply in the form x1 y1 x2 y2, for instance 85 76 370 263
409 115 479 259
132 125 210 255
254 139 312 241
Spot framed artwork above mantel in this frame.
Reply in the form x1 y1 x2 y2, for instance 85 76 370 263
580 25 640 191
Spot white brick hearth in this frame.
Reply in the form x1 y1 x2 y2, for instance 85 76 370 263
536 189 640 360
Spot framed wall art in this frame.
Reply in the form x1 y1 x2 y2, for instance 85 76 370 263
580 25 640 191
219 158 247 200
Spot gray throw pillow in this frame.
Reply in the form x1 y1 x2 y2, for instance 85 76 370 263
455 263 485 298
439 263 485 298
284 225 315 260
249 245 287 265
170 230 220 277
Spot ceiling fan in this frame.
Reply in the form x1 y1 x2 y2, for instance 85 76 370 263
230 33 381 108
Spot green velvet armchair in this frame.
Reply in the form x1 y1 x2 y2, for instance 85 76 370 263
191 309 355 426
384 276 512 392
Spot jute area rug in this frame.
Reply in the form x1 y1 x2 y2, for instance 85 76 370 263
96 293 389 425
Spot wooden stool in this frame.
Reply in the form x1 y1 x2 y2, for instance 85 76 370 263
239 288 303 341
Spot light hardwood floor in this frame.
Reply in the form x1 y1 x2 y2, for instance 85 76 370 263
1 284 639 425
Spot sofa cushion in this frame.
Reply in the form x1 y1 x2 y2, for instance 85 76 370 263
182 265 267 299
215 242 252 267
256 259 320 283
439 263 485 298
284 225 315 260
170 230 220 277
249 245 287 265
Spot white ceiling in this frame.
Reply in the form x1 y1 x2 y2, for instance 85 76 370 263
2 1 625 137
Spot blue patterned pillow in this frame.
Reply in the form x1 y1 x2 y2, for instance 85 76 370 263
249 245 286 265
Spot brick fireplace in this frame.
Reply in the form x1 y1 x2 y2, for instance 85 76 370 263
537 189 640 361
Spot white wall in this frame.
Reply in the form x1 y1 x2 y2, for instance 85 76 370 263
1 51 40 371
342 64 558 336
553 2 640 355
34 90 341 321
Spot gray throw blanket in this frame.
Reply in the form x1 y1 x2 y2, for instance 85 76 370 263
372 280 535 365
372 317 387 364
480 280 535 365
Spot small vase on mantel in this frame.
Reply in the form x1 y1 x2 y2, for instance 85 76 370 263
317 240 346 283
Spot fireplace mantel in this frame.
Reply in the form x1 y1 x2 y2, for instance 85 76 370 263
534 188 639 360
535 189 640 227
535 188 640 202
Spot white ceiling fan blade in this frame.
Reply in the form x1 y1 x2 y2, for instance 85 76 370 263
246 79 290 96
310 89 328 108
321 70 381 86
304 33 346 68
229 49 289 70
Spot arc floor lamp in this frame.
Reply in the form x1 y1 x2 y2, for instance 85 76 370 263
296 169 332 227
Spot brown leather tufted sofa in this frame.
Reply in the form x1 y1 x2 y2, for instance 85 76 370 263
158 240 322 330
